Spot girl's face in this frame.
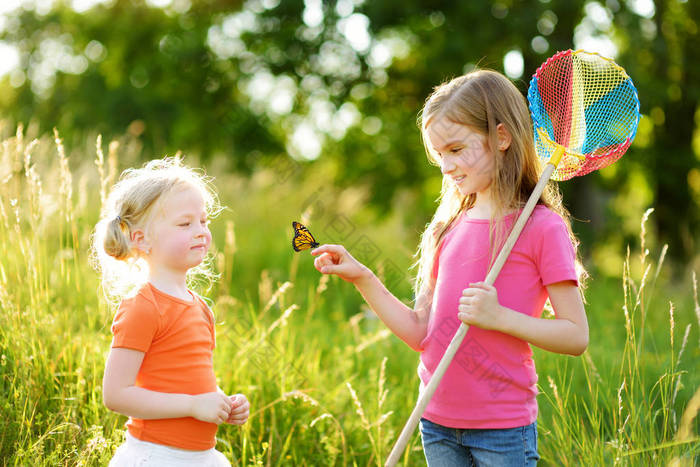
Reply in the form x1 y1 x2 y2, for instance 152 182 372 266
427 117 495 198
145 184 212 275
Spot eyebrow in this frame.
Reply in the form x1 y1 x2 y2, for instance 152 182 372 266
175 212 207 219
432 140 465 151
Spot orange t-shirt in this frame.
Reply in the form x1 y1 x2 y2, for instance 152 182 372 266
111 283 218 450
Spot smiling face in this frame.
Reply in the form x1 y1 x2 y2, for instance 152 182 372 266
426 116 496 198
144 183 212 276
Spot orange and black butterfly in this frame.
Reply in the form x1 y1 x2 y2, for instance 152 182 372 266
292 221 320 252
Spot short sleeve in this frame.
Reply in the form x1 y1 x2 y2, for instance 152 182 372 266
431 253 440 281
535 214 579 287
111 295 159 352
431 235 448 281
197 297 216 350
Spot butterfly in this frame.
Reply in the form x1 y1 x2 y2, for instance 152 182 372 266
292 221 320 252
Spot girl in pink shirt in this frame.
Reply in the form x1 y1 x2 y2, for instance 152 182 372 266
311 69 588 466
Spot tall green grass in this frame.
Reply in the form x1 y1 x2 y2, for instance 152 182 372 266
0 127 698 466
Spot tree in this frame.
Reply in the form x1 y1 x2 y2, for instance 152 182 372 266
613 0 699 259
1 0 697 260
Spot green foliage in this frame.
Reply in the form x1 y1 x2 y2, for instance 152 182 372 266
0 0 698 262
0 130 698 465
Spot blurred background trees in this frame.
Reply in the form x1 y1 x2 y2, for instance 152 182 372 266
0 0 698 268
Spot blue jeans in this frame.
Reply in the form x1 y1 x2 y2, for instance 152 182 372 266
419 418 539 466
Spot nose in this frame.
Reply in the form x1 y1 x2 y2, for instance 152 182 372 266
440 157 455 175
196 222 210 238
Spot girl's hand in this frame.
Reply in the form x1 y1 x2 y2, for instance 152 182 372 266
190 391 233 425
457 282 505 331
310 244 370 284
226 394 250 425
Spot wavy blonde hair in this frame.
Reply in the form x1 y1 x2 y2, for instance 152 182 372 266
413 69 586 302
91 156 222 303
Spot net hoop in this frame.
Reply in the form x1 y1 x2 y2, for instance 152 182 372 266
527 49 641 181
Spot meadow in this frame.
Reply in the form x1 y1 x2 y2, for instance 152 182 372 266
0 126 698 466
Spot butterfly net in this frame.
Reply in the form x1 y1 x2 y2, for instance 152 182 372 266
527 49 641 181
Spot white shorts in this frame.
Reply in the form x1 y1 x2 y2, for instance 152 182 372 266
109 431 231 467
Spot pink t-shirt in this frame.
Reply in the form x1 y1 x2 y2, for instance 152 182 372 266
418 205 578 429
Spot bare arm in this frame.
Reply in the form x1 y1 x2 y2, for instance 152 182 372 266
103 348 232 424
311 244 431 350
353 271 431 351
458 281 588 356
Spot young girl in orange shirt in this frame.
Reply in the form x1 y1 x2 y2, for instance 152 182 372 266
93 157 249 466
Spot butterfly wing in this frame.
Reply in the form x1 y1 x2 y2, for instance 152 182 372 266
292 221 320 252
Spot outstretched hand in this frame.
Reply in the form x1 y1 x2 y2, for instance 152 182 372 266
310 244 370 284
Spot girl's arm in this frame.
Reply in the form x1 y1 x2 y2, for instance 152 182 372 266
103 348 233 424
311 244 431 350
458 281 588 356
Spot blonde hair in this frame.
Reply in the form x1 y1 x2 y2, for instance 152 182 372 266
91 156 222 303
413 69 586 300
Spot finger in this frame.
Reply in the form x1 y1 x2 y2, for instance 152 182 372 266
310 244 344 257
469 282 494 291
465 287 488 298
231 395 241 407
235 395 249 406
230 405 249 416
228 414 249 424
314 253 333 268
458 312 472 323
458 303 474 313
320 263 345 275
229 411 249 420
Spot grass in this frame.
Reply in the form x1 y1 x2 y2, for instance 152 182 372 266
0 126 698 465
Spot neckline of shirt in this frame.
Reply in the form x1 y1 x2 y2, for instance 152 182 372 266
459 205 544 224
147 282 197 306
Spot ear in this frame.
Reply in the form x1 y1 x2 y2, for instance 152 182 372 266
131 229 151 256
496 123 512 152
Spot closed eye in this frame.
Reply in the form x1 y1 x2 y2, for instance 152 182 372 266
435 147 463 158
